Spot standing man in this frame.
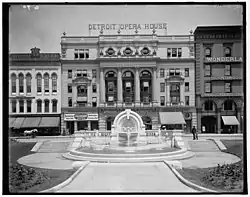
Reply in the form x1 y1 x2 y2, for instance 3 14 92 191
191 126 198 140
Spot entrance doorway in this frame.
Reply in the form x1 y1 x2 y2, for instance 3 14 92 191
201 116 217 133
77 121 88 130
66 121 74 134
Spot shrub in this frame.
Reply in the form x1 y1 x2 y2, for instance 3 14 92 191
202 161 243 190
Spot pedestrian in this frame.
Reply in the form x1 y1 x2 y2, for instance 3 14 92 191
191 126 198 140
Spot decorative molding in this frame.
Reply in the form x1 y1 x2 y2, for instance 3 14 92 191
201 92 243 97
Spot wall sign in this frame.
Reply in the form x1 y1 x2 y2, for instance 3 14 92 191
206 57 243 62
64 113 98 121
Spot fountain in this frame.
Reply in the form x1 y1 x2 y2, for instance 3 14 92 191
63 109 194 162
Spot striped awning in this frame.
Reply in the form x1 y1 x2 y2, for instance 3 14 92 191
12 117 25 129
9 118 16 128
222 116 240 125
159 112 186 125
39 117 60 127
22 117 42 128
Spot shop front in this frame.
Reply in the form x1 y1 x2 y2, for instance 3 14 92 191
64 113 99 134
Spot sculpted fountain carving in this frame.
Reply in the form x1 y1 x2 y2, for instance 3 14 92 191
110 109 146 146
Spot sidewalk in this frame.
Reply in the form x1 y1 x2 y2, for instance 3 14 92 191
57 162 198 192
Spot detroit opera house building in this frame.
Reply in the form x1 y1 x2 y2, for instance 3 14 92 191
60 26 197 134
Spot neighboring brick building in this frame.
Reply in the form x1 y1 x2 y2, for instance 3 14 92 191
194 26 244 134
60 30 196 134
9 48 61 134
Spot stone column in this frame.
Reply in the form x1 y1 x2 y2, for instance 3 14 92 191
23 77 26 95
180 82 185 106
16 100 19 113
74 121 78 132
237 108 241 133
49 100 53 113
42 100 45 113
24 100 27 113
135 68 140 103
72 84 77 107
16 77 19 95
152 68 157 101
217 108 221 134
117 68 123 103
87 83 91 106
100 68 106 103
166 82 170 105
197 108 202 133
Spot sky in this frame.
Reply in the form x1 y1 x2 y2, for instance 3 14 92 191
9 4 243 53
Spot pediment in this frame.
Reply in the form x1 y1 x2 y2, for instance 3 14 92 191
72 77 91 84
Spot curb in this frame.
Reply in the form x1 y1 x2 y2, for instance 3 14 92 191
31 141 44 152
207 139 227 151
163 161 218 193
40 161 90 193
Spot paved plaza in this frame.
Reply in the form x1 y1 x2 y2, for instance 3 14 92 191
15 136 242 192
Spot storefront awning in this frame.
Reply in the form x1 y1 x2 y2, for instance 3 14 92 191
38 117 60 127
22 117 42 128
222 116 240 125
12 117 25 129
9 118 16 128
159 112 186 125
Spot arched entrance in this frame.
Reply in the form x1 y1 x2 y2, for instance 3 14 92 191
201 116 217 133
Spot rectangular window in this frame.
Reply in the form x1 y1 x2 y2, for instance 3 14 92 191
175 68 180 76
92 84 97 93
76 69 82 77
108 96 114 102
45 101 49 113
92 97 97 107
37 101 42 113
27 100 31 113
68 97 72 107
74 49 79 59
12 100 16 113
185 82 189 92
160 96 165 106
172 48 177 57
204 64 211 76
185 68 189 77
167 48 171 57
108 82 114 92
171 96 180 103
225 82 232 93
178 48 182 57
225 64 231 76
169 69 175 76
160 69 165 78
68 84 72 93
52 101 57 112
68 70 72 79
185 96 189 106
84 49 89 59
19 100 24 113
205 82 211 93
82 70 87 77
92 69 97 78
160 83 165 92
79 49 84 59
27 80 31 93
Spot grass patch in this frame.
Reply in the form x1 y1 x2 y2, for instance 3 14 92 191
9 139 76 193
177 139 244 193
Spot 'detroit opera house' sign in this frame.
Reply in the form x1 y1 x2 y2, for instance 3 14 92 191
89 23 167 31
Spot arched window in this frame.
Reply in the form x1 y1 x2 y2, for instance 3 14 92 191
52 100 57 112
12 100 16 113
37 99 42 113
140 70 151 77
18 73 24 93
225 47 231 57
52 73 57 93
11 74 16 93
26 73 32 93
19 100 24 113
205 48 211 57
105 71 117 78
36 73 42 93
44 73 49 93
27 100 32 113
44 100 49 112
